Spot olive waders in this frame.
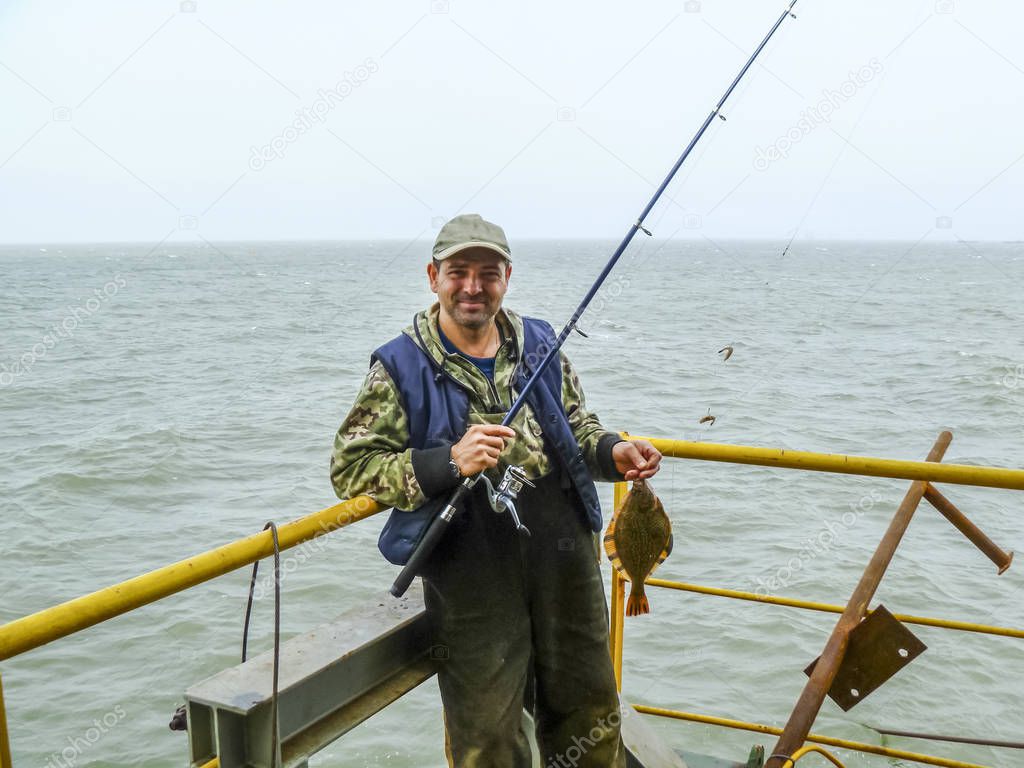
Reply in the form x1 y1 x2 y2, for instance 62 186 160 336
421 470 626 768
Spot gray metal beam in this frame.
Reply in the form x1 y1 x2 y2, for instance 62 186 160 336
185 583 432 768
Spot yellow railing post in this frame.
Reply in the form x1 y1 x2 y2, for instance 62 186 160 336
0 670 12 768
608 481 627 691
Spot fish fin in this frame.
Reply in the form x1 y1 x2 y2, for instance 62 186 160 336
603 541 629 576
603 512 616 542
626 584 649 616
603 515 629 575
654 495 668 519
604 548 628 575
646 534 674 579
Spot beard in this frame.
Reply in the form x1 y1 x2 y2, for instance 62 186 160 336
447 295 499 329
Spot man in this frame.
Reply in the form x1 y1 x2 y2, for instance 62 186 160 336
330 213 661 768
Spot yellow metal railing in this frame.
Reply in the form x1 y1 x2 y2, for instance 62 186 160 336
0 495 382 662
632 705 987 768
635 436 1024 490
608 435 1023 768
644 578 1024 640
0 495 383 768
1 436 1022 766
783 745 847 767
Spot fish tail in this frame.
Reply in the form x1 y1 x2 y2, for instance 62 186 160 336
626 583 650 616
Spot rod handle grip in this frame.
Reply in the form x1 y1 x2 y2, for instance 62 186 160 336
389 481 471 597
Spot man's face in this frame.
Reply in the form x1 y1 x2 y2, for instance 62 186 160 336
428 248 512 330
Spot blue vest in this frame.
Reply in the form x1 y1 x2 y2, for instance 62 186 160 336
370 316 602 565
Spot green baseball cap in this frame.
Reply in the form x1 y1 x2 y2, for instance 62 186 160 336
432 214 511 262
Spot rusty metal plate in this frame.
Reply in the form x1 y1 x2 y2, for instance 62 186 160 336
804 605 927 711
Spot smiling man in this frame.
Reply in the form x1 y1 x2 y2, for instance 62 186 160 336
330 213 661 768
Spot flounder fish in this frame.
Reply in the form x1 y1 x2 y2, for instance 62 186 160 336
603 479 673 616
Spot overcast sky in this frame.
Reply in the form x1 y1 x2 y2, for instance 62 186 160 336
1 0 1022 243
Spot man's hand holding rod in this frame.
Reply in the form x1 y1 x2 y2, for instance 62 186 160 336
450 424 516 476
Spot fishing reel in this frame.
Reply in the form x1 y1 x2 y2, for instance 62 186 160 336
479 465 535 537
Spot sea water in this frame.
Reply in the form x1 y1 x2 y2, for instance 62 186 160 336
1 239 1022 767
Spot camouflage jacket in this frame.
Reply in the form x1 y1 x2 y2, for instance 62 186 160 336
330 304 624 512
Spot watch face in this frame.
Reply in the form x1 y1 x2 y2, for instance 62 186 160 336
449 459 460 478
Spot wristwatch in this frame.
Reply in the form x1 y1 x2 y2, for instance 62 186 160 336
448 457 462 480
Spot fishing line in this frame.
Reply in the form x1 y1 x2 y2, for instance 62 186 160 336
639 63 758 244
780 66 889 257
391 0 804 599
575 28 778 334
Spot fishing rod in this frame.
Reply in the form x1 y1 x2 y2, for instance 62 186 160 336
391 0 802 598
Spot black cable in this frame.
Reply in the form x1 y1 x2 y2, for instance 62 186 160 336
242 521 282 768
